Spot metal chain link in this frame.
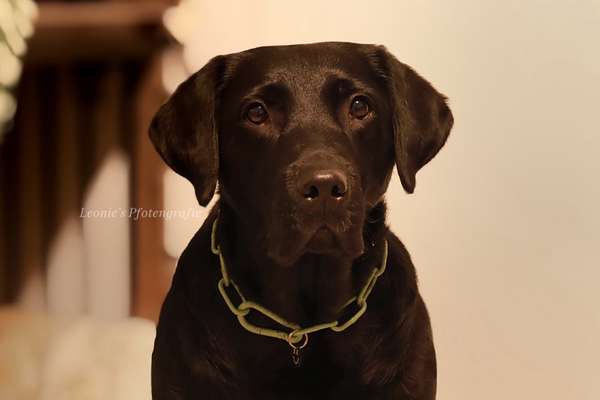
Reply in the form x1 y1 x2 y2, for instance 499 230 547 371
211 217 389 344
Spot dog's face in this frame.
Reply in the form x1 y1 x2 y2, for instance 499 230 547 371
150 42 453 266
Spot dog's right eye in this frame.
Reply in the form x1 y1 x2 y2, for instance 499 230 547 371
349 96 371 120
245 103 269 125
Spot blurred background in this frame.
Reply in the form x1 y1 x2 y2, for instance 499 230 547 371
0 0 599 399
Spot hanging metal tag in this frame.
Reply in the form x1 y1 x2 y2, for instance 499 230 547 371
287 330 309 367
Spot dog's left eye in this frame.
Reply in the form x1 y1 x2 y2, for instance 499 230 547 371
349 96 371 119
245 103 268 124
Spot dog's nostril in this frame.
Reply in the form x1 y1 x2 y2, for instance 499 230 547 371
331 184 345 199
298 169 348 203
304 185 319 200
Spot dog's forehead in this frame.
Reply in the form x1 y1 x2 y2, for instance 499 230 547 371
223 42 382 93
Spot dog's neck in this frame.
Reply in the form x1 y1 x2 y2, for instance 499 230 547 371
215 201 387 325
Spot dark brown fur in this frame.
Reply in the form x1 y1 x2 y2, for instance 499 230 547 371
150 42 453 399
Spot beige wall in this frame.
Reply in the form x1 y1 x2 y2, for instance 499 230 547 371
165 1 600 398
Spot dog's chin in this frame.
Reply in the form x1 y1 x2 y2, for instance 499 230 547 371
267 224 365 267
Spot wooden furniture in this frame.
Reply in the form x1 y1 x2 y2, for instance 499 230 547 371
0 0 177 322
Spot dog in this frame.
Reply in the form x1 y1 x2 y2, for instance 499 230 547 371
150 42 453 399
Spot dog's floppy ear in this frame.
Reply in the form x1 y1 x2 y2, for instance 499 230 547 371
378 48 454 193
149 56 226 206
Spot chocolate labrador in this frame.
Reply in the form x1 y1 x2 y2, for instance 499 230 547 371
150 42 453 399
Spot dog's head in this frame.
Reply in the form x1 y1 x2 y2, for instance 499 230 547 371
150 42 453 265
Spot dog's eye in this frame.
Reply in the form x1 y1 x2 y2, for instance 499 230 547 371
245 103 268 124
349 96 371 119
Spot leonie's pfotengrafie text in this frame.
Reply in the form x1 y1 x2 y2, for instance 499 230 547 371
80 207 204 221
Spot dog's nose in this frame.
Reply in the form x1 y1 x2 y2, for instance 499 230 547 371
299 170 348 202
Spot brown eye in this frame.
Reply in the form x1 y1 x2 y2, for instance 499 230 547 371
245 103 268 124
349 96 370 119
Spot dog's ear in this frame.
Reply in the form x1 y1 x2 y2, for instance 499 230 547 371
377 48 454 193
149 56 226 206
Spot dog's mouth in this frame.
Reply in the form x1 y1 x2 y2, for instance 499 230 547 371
264 172 367 266
266 213 365 266
305 226 339 254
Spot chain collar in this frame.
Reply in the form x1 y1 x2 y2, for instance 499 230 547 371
210 217 389 365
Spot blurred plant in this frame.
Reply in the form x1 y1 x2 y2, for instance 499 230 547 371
0 0 37 143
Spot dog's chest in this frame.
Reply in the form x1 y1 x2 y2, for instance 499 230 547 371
226 332 378 397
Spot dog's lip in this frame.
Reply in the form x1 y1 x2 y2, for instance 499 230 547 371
267 222 365 264
312 226 335 240
305 226 338 253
